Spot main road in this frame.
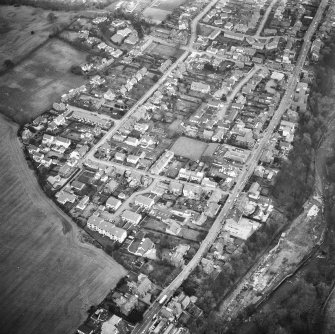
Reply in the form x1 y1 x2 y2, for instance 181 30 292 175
131 0 328 332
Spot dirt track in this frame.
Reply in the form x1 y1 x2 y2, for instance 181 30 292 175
0 116 126 334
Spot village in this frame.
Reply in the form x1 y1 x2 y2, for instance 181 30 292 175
19 0 335 333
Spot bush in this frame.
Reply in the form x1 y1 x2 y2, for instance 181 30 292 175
3 59 14 69
70 65 83 75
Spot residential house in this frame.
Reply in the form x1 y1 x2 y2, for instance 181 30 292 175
204 202 220 218
115 152 126 162
166 220 182 236
128 274 153 298
127 154 141 165
42 134 54 145
150 151 174 175
201 177 217 189
224 31 245 41
33 151 44 163
101 315 122 334
135 195 155 209
201 258 215 274
76 196 90 211
183 184 202 199
151 184 166 197
248 182 261 200
68 107 112 128
77 324 94 334
169 181 183 195
224 217 261 240
125 137 139 147
90 308 109 323
104 89 116 101
56 190 77 205
141 135 156 147
125 32 139 45
178 169 204 183
87 216 127 242
128 237 155 258
71 180 86 192
134 122 149 133
54 114 66 126
190 82 211 94
169 244 190 267
106 197 122 211
121 210 142 225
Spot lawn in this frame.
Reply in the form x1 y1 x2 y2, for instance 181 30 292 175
0 38 88 124
0 116 126 334
170 136 208 161
142 7 170 24
148 42 183 58
154 0 187 11
143 0 187 23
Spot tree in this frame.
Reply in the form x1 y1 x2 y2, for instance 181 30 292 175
49 25 61 37
47 12 57 23
3 59 14 69
70 65 82 75
274 326 290 334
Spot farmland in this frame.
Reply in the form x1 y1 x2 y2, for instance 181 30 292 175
0 5 74 70
0 116 126 334
0 38 88 124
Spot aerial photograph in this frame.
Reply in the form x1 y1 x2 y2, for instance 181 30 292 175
1 0 335 333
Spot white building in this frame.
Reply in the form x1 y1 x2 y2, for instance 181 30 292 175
135 195 155 209
42 134 54 145
76 195 90 211
183 184 202 199
106 197 122 211
125 137 139 147
87 216 127 243
121 210 142 225
150 151 174 175
191 81 211 94
54 136 71 148
224 217 260 240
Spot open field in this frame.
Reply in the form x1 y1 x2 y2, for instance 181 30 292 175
171 136 208 160
0 38 87 124
0 116 126 334
142 7 170 23
143 0 186 22
148 42 183 58
0 5 74 69
153 0 187 11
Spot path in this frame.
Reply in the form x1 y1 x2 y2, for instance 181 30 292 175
255 0 279 37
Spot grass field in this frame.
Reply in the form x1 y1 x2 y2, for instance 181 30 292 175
0 38 87 124
171 136 208 161
0 5 74 69
142 7 170 23
143 0 187 22
148 43 183 58
0 116 126 334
